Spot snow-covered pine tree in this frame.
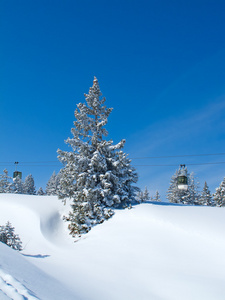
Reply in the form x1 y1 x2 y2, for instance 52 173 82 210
23 174 36 195
46 171 60 195
137 187 150 202
154 190 161 202
213 177 225 207
57 77 139 236
136 191 144 202
0 227 7 244
143 186 150 202
12 176 24 194
0 169 12 193
167 169 185 204
185 172 200 205
199 181 213 206
0 221 22 251
37 187 45 195
167 167 199 205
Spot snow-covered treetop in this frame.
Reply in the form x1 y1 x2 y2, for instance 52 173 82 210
69 77 113 150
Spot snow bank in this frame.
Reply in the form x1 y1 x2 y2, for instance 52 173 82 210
1 194 225 300
0 242 77 300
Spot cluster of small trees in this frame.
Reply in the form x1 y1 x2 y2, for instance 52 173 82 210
167 166 225 206
137 187 161 202
0 170 37 195
0 221 22 251
0 169 61 196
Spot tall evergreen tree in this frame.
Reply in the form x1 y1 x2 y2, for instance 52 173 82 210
199 181 213 206
23 174 36 195
213 177 225 207
58 77 139 236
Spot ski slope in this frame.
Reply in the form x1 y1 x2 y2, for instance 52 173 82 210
0 194 225 300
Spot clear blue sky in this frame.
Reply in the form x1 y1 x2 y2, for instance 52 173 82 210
1 0 225 199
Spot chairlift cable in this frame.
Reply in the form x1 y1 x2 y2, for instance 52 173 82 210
133 162 225 167
131 153 225 159
0 153 225 167
1 162 225 167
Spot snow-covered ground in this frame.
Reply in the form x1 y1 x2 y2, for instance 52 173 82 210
0 194 225 300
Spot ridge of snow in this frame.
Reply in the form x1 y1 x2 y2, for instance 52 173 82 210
1 194 225 299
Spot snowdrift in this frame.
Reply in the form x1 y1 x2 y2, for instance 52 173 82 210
0 242 76 300
1 194 225 300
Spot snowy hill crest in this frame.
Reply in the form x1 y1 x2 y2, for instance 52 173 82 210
1 194 225 300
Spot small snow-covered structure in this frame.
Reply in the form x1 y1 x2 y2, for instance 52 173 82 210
177 164 188 191
13 162 22 179
13 171 22 179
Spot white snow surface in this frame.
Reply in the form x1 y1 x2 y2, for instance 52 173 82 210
1 194 225 300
